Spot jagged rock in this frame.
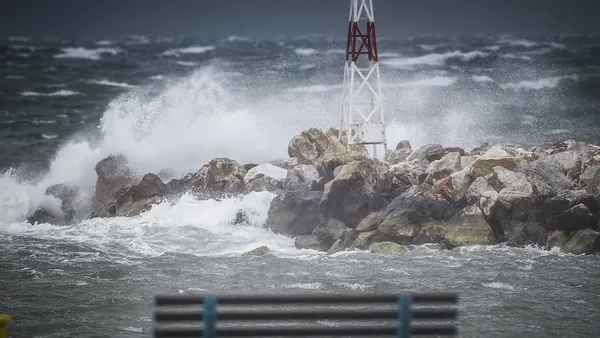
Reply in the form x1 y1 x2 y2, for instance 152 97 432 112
488 166 528 191
369 242 410 254
317 151 368 182
547 151 581 174
351 230 390 250
377 187 457 244
444 147 466 156
525 159 573 198
466 177 495 205
241 163 287 194
477 181 538 244
295 218 356 252
294 235 327 251
326 239 347 254
396 140 412 150
242 246 270 257
540 190 599 232
562 229 600 255
406 144 445 162
231 210 251 225
460 156 476 170
470 143 491 156
115 173 168 217
388 165 419 199
580 165 600 193
482 146 509 158
469 156 527 178
188 158 247 197
320 160 390 228
325 128 368 155
424 152 461 182
288 128 346 165
266 190 323 237
282 164 320 191
556 204 595 232
93 154 134 210
311 218 357 252
356 210 384 232
416 205 491 248
283 157 299 169
431 168 473 203
384 149 412 165
546 230 570 250
507 222 547 247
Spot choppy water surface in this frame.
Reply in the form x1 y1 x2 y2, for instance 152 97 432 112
1 34 600 337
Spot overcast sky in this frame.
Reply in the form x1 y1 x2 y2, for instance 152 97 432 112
1 0 599 39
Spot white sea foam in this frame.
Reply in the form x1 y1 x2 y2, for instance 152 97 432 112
472 75 495 83
21 90 80 97
500 75 577 91
54 47 122 60
295 48 319 56
162 46 215 57
382 50 488 69
90 80 136 88
482 282 515 290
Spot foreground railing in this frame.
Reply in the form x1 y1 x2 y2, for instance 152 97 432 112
153 293 459 337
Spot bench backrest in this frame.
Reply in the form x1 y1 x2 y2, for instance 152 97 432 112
153 293 458 337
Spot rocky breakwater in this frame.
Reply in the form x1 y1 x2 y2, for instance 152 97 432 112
27 127 600 256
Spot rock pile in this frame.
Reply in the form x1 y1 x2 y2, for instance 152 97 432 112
29 127 600 255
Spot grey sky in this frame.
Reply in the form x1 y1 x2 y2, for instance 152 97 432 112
1 0 599 39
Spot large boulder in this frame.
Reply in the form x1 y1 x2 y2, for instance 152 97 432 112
406 144 445 163
430 168 473 203
387 165 419 199
562 229 600 255
369 242 410 254
488 166 528 191
469 156 527 178
416 204 492 248
525 159 573 198
465 177 495 205
295 218 356 252
546 230 570 250
580 165 600 194
424 152 461 182
188 158 247 197
316 151 368 182
540 190 599 233
376 187 457 244
320 159 390 228
351 230 391 250
241 163 287 194
115 173 168 217
478 181 538 243
281 164 320 191
266 190 323 237
288 128 346 165
93 154 134 210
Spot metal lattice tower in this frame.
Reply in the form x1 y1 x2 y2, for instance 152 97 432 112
339 0 387 156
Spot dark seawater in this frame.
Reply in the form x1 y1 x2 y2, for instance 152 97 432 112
1 34 600 337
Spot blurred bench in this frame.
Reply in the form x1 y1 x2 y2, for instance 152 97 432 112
153 293 458 337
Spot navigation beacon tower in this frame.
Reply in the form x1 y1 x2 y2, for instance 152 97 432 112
339 0 387 156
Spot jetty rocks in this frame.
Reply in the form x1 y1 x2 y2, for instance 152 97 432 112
30 127 600 255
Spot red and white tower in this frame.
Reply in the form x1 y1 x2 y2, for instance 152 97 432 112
340 0 387 156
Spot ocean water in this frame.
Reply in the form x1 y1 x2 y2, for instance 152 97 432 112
1 34 600 337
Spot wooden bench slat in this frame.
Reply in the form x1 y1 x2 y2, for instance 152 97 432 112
154 308 457 321
154 324 457 337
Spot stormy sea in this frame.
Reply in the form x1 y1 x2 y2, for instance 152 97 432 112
1 34 600 337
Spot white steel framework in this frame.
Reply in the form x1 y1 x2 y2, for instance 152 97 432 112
340 0 387 156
